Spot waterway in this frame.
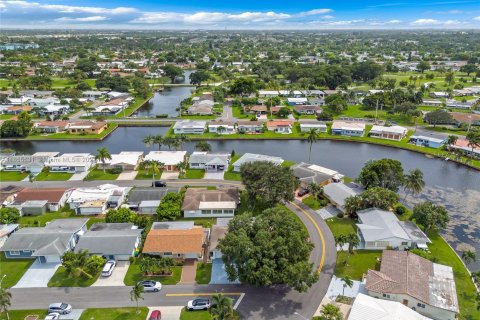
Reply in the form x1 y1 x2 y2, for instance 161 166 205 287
3 126 480 270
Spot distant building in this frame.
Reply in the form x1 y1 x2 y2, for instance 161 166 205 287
173 120 206 134
370 125 408 141
331 121 366 137
144 151 187 171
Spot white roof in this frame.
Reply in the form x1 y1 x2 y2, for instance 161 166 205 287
32 152 60 157
43 104 69 112
370 125 407 135
68 184 127 203
307 164 339 176
233 153 284 169
173 120 207 129
258 90 279 95
410 135 445 144
348 293 432 320
103 152 143 166
357 208 411 242
300 123 327 128
199 201 237 209
46 153 93 167
107 91 129 98
331 121 366 131
144 151 186 165
287 98 308 102
429 264 458 312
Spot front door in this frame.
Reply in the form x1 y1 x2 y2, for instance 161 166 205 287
38 256 46 264
402 299 409 306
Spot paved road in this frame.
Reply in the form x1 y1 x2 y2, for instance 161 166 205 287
221 105 235 121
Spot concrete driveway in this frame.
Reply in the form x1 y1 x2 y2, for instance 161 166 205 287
148 306 183 320
92 261 129 287
161 172 179 180
204 171 224 180
117 171 137 180
59 309 84 320
14 261 60 288
69 172 88 181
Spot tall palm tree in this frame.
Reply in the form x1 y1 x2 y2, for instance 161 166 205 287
152 134 163 150
307 182 323 199
139 160 163 185
341 276 353 296
466 130 480 159
403 169 425 200
210 293 234 320
306 128 320 162
95 147 112 174
346 233 360 254
130 283 144 313
174 134 189 150
461 250 477 266
0 288 12 320
142 135 154 149
195 141 212 152
446 135 458 152
163 136 176 150
176 161 187 177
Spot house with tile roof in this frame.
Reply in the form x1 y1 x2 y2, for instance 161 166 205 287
266 120 295 134
14 187 71 211
364 250 459 320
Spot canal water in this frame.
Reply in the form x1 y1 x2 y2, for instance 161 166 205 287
3 126 480 270
134 70 195 117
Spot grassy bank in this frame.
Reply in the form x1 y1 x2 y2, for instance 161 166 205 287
124 259 182 286
48 266 101 287
0 255 35 288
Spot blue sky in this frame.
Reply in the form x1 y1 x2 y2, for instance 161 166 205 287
1 0 479 29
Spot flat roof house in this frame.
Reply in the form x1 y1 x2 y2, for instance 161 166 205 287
67 184 128 215
266 120 295 134
143 221 208 260
244 105 267 116
14 187 70 212
323 182 364 213
287 97 308 106
67 121 108 135
173 120 206 135
1 218 88 263
182 187 240 218
144 151 187 171
188 152 230 172
292 162 343 187
357 208 430 250
370 125 408 141
98 151 144 171
45 153 94 173
236 121 264 134
299 121 327 133
331 121 366 137
3 105 32 115
365 250 459 320
451 138 480 159
232 153 284 172
294 105 322 115
75 223 142 261
409 135 446 149
208 121 236 135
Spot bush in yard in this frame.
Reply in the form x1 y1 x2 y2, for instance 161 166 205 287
0 207 20 224
85 255 106 275
107 167 123 174
394 205 407 215
106 207 137 223
140 256 174 275
156 193 183 221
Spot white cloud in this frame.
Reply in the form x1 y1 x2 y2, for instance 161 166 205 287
1 1 137 15
388 20 402 23
297 9 333 17
321 15 335 20
444 19 462 25
474 16 480 21
56 16 108 22
411 19 441 25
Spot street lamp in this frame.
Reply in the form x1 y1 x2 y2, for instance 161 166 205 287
0 274 6 288
294 311 309 320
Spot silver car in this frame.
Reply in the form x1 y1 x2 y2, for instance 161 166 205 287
48 303 72 314
187 298 211 311
101 260 116 277
139 280 162 292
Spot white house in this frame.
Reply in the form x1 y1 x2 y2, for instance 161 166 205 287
182 188 240 218
99 151 143 171
287 97 308 106
188 152 230 172
331 121 366 137
357 208 430 250
236 121 264 133
67 184 129 215
144 151 187 171
208 121 236 134
370 125 408 141
173 120 206 134
323 182 364 213
299 121 327 133
45 153 94 173
232 153 284 172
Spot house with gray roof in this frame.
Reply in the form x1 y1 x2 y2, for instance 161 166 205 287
127 188 170 213
1 218 88 263
292 162 343 187
75 223 142 261
232 153 284 172
189 152 230 172
1 153 58 173
357 208 430 250
182 187 240 218
173 120 206 134
323 182 364 213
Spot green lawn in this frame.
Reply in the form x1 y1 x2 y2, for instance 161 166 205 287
87 217 106 228
79 307 149 320
0 254 35 288
0 114 15 120
179 217 217 228
325 217 357 237
135 169 160 180
48 266 101 287
195 263 212 284
223 171 242 181
124 259 182 286
180 309 212 320
281 160 296 167
34 172 73 181
18 207 78 227
182 169 205 179
0 170 28 181
0 309 48 320
302 196 323 210
334 250 382 280
84 169 120 181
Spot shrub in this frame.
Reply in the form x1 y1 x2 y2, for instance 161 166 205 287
107 167 123 174
337 212 344 218
155 114 168 118
394 205 407 215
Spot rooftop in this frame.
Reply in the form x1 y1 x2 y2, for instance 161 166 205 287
143 226 205 254
182 188 239 211
15 188 68 203
144 151 187 165
233 153 284 169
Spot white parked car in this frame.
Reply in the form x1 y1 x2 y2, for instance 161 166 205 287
48 303 72 314
139 280 162 292
187 298 211 311
45 313 60 320
101 260 116 277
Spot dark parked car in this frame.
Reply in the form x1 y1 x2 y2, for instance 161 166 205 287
297 188 309 197
149 310 161 320
152 181 167 187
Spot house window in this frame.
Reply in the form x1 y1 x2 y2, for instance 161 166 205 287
382 294 390 299
22 250 31 253
163 252 172 256
201 210 211 215
417 303 425 308
9 250 20 255
401 242 409 245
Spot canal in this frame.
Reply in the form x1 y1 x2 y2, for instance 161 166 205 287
3 126 480 270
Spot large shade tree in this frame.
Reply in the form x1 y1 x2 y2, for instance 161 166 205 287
357 158 404 192
411 202 450 234
218 207 319 292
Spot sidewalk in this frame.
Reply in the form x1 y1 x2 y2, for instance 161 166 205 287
179 259 197 284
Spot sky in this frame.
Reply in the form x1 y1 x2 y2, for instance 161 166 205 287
1 0 480 29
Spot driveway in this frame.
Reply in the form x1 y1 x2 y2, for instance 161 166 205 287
179 259 196 284
69 172 89 181
161 172 179 180
326 275 366 299
117 171 137 180
14 261 60 288
210 258 239 284
204 171 224 180
92 261 129 287
148 306 183 320
59 309 84 320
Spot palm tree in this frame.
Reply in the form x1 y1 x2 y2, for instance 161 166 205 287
403 169 425 201
130 282 144 313
472 271 480 287
340 276 353 296
174 134 189 150
210 293 234 320
142 135 154 149
152 134 163 150
139 160 163 186
307 182 323 199
446 135 458 152
346 233 360 254
466 130 480 159
195 141 212 152
306 128 320 162
163 136 176 150
0 288 12 320
95 147 112 174
461 250 477 266
320 303 343 320
176 161 187 177
334 235 347 252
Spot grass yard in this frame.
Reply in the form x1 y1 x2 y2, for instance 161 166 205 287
179 217 217 228
195 263 212 284
223 171 242 181
124 259 182 286
281 160 296 167
0 309 48 320
302 196 323 210
48 266 101 287
0 254 35 288
84 169 120 181
334 250 382 280
34 172 73 181
182 169 205 179
135 169 160 180
325 217 357 237
180 309 212 320
0 114 15 120
87 217 106 228
79 307 149 320
0 170 28 181
18 207 78 227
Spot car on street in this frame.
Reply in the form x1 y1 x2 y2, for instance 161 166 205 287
139 280 162 292
187 298 211 311
149 310 161 320
45 313 60 320
48 303 72 314
101 260 116 277
152 180 167 187
297 188 309 197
